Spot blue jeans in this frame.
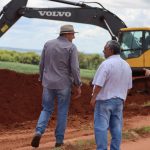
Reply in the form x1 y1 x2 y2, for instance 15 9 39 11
94 98 123 150
35 87 71 143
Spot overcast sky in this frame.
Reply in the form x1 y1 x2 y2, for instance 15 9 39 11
0 0 150 55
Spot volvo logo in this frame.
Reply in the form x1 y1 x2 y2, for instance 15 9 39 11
38 11 71 17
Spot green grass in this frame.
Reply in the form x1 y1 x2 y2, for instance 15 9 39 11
0 61 39 74
122 131 138 140
80 69 96 79
51 139 95 150
0 61 95 79
56 126 150 150
122 126 150 140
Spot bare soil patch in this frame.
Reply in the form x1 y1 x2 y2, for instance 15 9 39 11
0 69 150 150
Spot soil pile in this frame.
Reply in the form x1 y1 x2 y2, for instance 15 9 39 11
0 69 149 126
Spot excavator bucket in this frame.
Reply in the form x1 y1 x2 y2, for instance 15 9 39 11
0 0 28 37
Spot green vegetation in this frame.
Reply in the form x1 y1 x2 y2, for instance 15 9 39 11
51 139 95 150
122 131 138 140
0 50 104 70
122 126 150 140
0 61 96 79
51 126 150 150
0 50 40 65
133 126 150 135
0 49 102 80
80 69 96 79
79 52 104 70
66 141 94 150
143 101 150 107
0 61 39 74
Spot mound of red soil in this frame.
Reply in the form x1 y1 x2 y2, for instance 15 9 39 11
0 69 42 125
0 69 149 126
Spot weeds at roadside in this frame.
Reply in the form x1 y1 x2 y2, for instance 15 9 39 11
123 126 150 141
133 126 150 135
143 102 150 107
64 139 95 150
51 126 150 150
51 139 95 150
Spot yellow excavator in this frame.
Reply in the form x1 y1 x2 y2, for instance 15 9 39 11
119 27 150 76
0 0 149 91
119 27 150 93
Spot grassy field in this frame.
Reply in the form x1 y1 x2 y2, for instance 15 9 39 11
0 61 96 79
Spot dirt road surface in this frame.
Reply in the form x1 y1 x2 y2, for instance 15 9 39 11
121 137 150 150
0 69 150 150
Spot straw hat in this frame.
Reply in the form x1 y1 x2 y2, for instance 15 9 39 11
60 24 78 34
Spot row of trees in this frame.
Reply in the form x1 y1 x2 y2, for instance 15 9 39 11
0 50 39 65
79 52 104 69
0 50 104 69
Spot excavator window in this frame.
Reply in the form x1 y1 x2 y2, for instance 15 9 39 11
120 31 143 59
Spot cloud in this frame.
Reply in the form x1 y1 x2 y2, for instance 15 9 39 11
1 0 150 54
95 0 149 9
0 0 11 11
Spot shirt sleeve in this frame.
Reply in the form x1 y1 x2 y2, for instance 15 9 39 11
39 44 46 81
92 62 109 87
70 44 81 86
128 69 133 89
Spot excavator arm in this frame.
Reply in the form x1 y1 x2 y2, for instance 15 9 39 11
0 0 127 39
0 0 28 37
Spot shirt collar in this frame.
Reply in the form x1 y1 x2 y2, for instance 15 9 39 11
57 36 68 41
107 54 120 59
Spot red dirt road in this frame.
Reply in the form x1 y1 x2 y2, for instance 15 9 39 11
0 69 150 150
121 137 150 150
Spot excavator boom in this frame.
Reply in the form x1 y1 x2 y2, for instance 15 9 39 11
0 0 126 39
0 0 28 37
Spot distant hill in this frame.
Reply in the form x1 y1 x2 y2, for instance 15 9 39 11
0 46 42 55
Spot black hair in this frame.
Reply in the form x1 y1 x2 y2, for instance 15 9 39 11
106 40 120 54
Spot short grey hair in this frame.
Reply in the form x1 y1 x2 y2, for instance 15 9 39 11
106 40 120 54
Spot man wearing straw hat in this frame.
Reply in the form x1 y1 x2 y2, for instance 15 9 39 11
31 24 81 148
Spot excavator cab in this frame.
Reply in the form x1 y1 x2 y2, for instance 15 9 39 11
119 28 150 93
119 28 150 76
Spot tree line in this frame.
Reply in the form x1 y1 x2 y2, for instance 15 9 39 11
0 50 104 70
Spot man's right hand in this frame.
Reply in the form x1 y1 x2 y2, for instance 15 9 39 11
144 68 150 76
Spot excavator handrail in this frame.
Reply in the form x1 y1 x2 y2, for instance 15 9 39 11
48 0 91 8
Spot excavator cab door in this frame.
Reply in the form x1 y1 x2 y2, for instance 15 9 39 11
119 30 143 59
119 29 150 76
143 31 150 68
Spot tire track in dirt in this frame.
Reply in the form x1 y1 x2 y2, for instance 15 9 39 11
0 127 94 150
